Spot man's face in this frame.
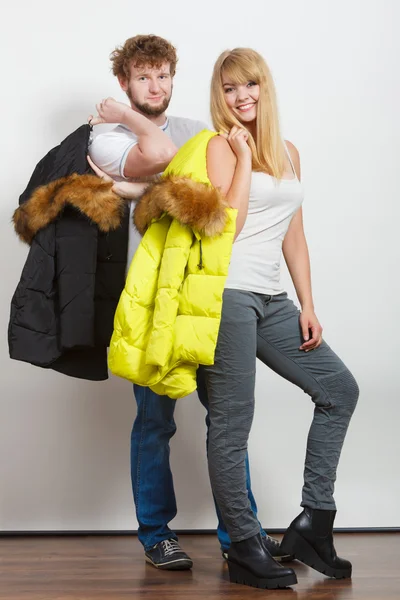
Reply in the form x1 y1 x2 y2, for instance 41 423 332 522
119 62 173 117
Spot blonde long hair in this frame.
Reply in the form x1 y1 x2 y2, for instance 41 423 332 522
210 48 285 178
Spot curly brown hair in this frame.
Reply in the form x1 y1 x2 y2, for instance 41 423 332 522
110 34 178 80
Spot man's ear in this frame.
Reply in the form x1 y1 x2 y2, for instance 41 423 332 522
118 74 129 92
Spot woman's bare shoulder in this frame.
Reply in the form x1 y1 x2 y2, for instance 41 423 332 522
208 134 234 156
207 135 236 172
207 135 236 193
285 139 301 179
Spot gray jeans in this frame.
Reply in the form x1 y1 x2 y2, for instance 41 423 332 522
198 290 359 542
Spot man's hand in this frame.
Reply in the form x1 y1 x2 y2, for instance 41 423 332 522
112 181 149 199
299 309 323 352
88 97 130 126
87 155 148 199
87 155 113 181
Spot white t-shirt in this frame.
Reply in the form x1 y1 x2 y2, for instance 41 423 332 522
89 116 208 266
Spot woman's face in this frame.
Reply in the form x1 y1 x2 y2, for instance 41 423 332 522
221 72 260 125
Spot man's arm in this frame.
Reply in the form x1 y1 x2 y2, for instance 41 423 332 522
90 97 177 178
121 109 177 177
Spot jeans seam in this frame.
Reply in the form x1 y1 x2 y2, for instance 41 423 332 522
316 368 351 383
210 385 231 533
256 331 331 402
135 389 148 546
209 376 258 541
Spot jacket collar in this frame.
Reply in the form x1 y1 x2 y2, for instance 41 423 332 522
134 176 228 238
13 173 125 244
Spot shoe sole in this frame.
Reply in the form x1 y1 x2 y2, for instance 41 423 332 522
268 552 295 563
145 556 193 570
222 551 294 563
281 529 352 579
265 536 295 562
227 560 297 589
278 554 295 562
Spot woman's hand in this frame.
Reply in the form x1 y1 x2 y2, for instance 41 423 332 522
299 309 323 352
222 126 252 162
88 97 130 126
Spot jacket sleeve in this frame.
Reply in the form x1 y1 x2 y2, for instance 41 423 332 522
8 225 60 366
145 220 193 367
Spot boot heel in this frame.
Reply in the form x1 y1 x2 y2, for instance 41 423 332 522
281 527 308 557
281 528 351 579
227 560 297 589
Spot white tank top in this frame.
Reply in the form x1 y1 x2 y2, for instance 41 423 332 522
225 144 304 295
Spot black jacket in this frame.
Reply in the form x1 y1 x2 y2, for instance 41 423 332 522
8 124 129 380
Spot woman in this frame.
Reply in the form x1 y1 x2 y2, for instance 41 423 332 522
198 47 359 589
89 48 359 589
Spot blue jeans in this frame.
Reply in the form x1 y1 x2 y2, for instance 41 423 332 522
131 382 265 551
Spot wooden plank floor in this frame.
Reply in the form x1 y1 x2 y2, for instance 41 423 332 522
0 533 399 599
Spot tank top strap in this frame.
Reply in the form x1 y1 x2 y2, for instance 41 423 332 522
283 141 297 178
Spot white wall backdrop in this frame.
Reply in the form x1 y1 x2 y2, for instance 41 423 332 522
1 0 399 531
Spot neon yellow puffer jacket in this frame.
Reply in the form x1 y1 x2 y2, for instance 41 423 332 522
108 130 236 399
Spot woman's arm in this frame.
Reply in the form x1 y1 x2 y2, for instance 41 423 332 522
207 129 252 238
283 208 323 351
90 97 177 178
283 207 314 310
282 142 323 351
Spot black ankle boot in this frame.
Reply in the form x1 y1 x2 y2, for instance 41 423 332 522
281 508 352 579
227 532 297 589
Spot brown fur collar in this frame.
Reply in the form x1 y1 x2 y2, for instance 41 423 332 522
13 174 125 245
134 176 228 237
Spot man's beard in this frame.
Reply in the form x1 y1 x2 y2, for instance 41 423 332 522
127 90 171 117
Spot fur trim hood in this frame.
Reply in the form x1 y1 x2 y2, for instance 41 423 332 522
13 173 125 245
134 176 228 237
13 173 228 245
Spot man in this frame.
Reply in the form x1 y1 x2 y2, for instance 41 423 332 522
89 34 290 570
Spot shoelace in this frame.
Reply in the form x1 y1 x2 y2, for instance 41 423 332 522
160 539 182 557
266 534 279 547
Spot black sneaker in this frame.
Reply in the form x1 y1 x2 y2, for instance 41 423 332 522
222 535 294 563
145 538 193 570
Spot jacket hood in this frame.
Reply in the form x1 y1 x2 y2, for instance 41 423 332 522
134 176 228 238
19 124 92 206
13 173 125 245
